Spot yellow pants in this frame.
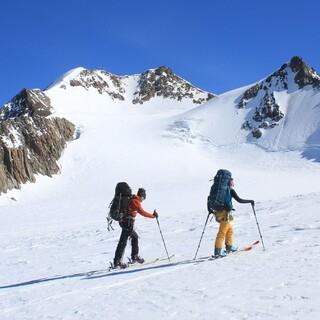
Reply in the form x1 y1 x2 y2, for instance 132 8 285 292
214 210 233 249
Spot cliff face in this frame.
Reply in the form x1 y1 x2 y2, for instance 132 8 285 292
0 89 75 193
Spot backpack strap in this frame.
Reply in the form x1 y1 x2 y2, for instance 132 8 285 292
106 198 116 231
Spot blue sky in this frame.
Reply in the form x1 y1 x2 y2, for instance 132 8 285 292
1 0 319 105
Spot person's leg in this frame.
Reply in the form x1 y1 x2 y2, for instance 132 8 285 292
215 222 230 250
225 223 238 252
114 227 130 264
130 230 145 263
130 229 139 258
225 223 233 247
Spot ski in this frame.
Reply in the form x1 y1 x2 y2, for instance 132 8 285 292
239 240 260 251
209 240 260 260
86 255 175 277
194 240 260 263
107 254 175 272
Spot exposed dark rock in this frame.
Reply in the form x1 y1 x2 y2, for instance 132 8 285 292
241 120 252 130
1 88 52 119
0 89 75 194
133 66 214 104
238 84 260 109
69 69 125 100
258 121 270 129
239 56 320 135
243 84 260 101
253 92 284 123
252 128 262 139
290 56 304 72
59 66 214 105
289 56 320 89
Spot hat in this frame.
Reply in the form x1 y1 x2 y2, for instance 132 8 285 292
137 188 146 199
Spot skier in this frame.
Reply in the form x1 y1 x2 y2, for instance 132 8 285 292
113 188 158 268
209 174 254 257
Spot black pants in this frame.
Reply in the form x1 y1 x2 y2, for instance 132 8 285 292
114 219 139 262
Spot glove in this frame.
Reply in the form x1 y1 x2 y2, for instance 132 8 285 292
250 200 255 206
153 210 158 218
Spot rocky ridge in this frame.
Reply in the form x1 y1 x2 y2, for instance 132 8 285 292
54 66 214 105
132 66 214 104
238 56 320 138
66 69 127 101
0 66 214 194
0 89 75 193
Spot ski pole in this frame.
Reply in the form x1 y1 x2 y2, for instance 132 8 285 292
156 216 171 261
193 212 211 260
251 204 266 251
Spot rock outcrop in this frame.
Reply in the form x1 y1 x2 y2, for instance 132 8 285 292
132 66 214 104
54 66 214 105
238 56 320 138
0 89 75 193
290 56 320 89
68 69 126 101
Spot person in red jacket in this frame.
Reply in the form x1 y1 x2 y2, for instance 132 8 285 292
113 188 158 268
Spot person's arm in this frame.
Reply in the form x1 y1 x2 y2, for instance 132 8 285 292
132 198 155 218
231 189 254 205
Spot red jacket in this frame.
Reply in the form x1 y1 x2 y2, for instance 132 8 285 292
128 195 155 219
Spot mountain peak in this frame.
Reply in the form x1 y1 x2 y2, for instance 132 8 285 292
47 66 215 105
288 56 320 88
154 65 174 75
132 66 214 105
237 56 320 140
238 56 320 109
1 88 53 120
289 56 305 72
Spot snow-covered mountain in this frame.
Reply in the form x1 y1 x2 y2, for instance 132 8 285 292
0 66 214 193
1 57 320 194
0 88 75 193
168 56 320 160
47 65 214 106
1 58 320 320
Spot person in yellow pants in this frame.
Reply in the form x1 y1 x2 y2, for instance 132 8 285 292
214 210 235 255
214 178 254 257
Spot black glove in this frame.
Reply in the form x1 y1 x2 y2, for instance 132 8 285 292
250 200 255 206
153 210 158 218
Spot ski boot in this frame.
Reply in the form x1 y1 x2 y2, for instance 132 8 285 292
113 259 128 269
225 245 238 254
213 248 226 258
131 255 145 264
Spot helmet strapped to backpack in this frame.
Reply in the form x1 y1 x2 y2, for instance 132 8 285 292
107 182 132 230
207 169 233 212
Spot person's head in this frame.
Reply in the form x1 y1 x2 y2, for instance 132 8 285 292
137 188 146 201
229 178 234 187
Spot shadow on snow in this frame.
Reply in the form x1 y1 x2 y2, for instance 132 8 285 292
84 258 211 280
0 258 210 290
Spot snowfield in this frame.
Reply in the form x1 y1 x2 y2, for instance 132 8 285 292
1 69 320 320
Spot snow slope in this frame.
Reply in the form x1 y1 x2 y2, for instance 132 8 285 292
168 64 320 159
1 63 320 320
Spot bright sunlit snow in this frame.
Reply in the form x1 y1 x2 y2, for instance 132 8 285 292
1 69 320 320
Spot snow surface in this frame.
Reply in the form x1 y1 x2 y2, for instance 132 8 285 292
1 71 320 320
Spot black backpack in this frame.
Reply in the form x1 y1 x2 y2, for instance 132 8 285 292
107 182 132 230
207 169 232 212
